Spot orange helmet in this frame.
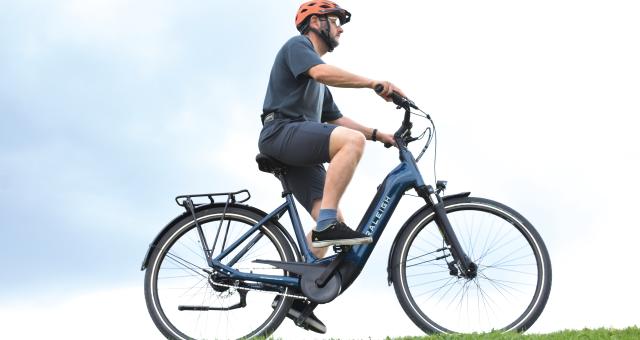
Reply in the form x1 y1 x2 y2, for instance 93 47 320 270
295 1 351 33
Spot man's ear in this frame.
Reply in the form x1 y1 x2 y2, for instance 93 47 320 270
308 15 319 29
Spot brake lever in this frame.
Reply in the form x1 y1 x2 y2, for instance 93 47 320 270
406 136 420 143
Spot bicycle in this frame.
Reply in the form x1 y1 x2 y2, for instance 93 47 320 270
141 88 552 339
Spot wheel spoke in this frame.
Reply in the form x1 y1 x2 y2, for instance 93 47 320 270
145 208 294 339
396 199 551 334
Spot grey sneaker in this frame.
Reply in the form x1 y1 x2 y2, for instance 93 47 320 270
311 222 373 247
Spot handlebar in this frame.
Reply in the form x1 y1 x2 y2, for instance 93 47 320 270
374 84 419 149
374 84 419 110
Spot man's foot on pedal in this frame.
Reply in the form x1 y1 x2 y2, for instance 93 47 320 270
311 222 373 247
272 298 326 334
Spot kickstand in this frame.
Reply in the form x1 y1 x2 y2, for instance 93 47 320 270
294 301 318 327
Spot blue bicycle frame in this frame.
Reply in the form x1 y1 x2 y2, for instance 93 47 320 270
207 144 426 294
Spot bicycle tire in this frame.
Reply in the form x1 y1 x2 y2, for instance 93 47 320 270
391 196 551 334
144 204 296 339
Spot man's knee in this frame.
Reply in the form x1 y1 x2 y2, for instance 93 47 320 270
348 131 366 152
330 127 366 158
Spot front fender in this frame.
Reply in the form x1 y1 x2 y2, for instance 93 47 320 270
386 192 470 285
140 203 299 271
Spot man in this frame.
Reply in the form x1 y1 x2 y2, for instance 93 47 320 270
260 1 405 258
259 2 405 331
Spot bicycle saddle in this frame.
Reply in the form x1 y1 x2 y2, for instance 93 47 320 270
256 153 288 175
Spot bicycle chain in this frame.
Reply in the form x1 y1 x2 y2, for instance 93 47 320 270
208 276 308 300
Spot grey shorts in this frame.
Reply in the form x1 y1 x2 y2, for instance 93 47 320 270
258 116 337 213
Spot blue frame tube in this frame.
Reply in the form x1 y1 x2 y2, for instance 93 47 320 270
209 197 315 287
345 148 425 266
213 261 300 288
285 194 318 263
212 201 289 264
209 147 427 292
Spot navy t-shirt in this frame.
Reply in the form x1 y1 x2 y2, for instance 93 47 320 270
263 35 342 123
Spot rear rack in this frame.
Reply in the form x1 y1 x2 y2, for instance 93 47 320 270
175 190 251 266
175 189 251 209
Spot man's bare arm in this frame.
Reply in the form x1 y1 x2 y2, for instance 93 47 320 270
308 64 375 88
328 116 395 146
308 64 406 99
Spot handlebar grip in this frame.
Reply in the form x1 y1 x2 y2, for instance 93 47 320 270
374 84 419 110
384 142 393 148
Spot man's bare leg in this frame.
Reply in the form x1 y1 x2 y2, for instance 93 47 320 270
308 126 371 248
321 126 365 210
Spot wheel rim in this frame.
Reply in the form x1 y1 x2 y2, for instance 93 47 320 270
148 212 290 339
400 202 546 333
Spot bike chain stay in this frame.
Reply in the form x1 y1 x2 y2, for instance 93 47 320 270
208 276 308 300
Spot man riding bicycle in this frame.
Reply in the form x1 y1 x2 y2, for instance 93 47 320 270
258 1 406 332
260 1 406 256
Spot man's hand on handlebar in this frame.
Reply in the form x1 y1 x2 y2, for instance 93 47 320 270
371 83 424 149
376 130 396 148
373 81 407 102
373 82 419 111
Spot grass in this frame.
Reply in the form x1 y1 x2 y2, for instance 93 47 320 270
255 328 640 340
386 327 640 340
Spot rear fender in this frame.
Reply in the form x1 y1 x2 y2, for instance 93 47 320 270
386 192 470 285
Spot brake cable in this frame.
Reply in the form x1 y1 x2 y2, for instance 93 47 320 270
410 108 438 185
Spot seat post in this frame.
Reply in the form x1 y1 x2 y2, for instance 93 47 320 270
275 172 291 197
256 154 292 197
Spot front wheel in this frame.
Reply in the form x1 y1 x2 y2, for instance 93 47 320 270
391 197 552 334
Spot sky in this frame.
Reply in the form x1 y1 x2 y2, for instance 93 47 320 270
1 0 639 339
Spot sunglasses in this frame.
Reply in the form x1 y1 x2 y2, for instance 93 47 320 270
322 15 342 27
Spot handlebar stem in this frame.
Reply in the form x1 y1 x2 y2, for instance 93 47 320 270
393 107 413 151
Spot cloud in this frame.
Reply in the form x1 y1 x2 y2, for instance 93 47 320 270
2 0 640 337
0 285 159 339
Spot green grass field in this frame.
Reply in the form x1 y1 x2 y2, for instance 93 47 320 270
386 327 640 340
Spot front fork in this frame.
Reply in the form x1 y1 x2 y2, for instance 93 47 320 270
416 183 477 279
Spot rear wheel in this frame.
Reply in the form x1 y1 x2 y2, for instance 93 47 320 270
144 205 296 339
391 197 551 333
